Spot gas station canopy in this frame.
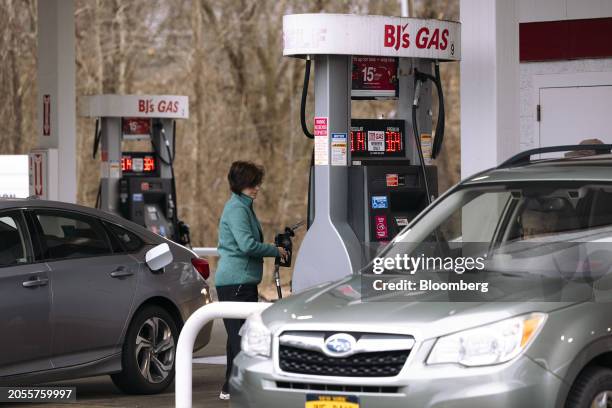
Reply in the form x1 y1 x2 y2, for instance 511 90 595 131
283 14 461 60
80 95 189 119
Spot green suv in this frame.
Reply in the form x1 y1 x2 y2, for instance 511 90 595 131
232 145 612 408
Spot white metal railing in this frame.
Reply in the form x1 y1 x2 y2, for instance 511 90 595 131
175 301 273 408
192 247 219 257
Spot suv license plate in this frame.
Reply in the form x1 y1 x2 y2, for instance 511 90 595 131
305 394 359 408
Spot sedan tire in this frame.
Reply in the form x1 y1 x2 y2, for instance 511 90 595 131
111 305 179 394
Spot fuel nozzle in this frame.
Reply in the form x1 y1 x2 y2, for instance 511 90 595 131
273 221 305 300
274 221 305 268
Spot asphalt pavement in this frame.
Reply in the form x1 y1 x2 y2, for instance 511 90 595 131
18 320 231 408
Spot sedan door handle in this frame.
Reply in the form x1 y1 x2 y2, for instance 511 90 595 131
22 277 49 288
110 267 133 278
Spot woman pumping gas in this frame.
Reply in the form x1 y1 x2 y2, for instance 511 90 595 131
215 161 288 400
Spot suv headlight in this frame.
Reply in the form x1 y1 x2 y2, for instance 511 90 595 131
427 313 547 367
239 311 272 358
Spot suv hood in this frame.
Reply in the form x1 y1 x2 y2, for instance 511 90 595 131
262 275 581 341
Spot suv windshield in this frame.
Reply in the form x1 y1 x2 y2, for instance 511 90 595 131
369 181 612 281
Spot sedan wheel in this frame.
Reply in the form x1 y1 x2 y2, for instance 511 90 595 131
111 305 179 394
135 317 175 383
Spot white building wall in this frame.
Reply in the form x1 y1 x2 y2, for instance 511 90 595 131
519 0 612 22
519 58 612 150
458 0 612 176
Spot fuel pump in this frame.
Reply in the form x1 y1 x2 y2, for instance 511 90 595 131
81 94 191 245
284 14 461 291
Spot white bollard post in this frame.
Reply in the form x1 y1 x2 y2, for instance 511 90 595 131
175 301 272 408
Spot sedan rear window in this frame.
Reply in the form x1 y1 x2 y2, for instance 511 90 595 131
35 211 111 260
104 222 144 253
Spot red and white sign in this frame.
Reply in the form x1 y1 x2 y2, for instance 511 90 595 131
375 215 389 240
314 117 328 136
122 118 151 139
352 56 397 98
314 117 329 165
368 131 385 152
30 153 46 198
80 95 189 119
43 95 51 136
283 14 460 61
386 174 399 187
28 149 58 200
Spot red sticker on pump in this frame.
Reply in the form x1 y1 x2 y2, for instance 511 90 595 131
386 174 399 187
375 215 388 240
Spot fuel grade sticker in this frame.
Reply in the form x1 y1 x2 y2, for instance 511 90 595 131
331 133 347 166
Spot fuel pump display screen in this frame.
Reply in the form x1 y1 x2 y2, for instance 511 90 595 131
121 152 158 176
122 118 152 140
351 56 398 99
350 119 405 158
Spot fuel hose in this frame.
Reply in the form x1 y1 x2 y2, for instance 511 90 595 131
301 57 314 139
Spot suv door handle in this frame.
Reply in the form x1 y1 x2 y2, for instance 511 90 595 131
22 277 49 288
110 267 133 278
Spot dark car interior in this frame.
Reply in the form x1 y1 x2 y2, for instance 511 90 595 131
0 217 26 266
36 214 111 260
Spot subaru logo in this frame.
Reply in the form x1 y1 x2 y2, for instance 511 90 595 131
324 333 356 357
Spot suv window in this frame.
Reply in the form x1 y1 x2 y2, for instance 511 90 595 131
104 222 144 252
0 213 29 267
34 210 112 260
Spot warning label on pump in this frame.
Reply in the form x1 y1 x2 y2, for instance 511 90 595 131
386 174 399 187
375 215 388 240
314 117 328 165
421 133 433 165
331 133 347 166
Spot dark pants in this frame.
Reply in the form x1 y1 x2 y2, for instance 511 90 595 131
216 284 258 393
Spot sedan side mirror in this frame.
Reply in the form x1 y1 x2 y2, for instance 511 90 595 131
146 243 173 271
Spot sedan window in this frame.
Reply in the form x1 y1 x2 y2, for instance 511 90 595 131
104 222 144 253
34 211 112 260
0 214 29 267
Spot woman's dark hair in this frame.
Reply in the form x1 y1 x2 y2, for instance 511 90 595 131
228 161 265 194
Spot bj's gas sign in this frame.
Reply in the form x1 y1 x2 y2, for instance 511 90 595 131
283 14 460 61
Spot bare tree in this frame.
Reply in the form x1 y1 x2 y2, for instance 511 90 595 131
0 0 461 296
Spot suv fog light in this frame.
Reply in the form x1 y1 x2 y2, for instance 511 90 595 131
240 311 272 358
427 313 547 367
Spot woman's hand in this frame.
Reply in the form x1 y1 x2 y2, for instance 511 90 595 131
277 246 289 261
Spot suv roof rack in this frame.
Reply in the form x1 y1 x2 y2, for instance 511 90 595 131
498 144 612 168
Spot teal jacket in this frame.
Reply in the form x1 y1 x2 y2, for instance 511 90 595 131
215 193 279 287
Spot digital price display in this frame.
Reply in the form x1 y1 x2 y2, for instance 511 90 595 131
351 56 398 99
350 119 405 158
121 153 157 175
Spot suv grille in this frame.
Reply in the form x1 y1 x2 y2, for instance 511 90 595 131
276 381 399 393
279 345 410 377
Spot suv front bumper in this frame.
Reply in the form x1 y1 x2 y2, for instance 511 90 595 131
230 352 567 408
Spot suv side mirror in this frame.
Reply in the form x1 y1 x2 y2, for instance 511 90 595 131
146 243 173 271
